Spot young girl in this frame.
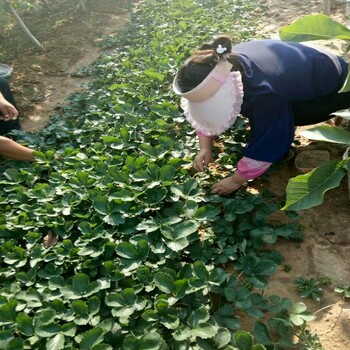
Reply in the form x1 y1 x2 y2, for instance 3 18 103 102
173 36 350 195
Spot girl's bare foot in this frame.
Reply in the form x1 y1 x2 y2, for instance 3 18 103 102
43 230 59 248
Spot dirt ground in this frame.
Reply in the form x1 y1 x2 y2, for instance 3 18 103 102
0 0 349 349
0 0 132 131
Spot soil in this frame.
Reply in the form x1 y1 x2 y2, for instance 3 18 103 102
295 150 331 173
1 0 349 349
0 0 132 131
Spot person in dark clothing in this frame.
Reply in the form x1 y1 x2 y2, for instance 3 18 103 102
0 77 21 134
0 77 34 162
173 36 350 195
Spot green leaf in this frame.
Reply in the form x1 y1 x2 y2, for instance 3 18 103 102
46 333 65 350
166 238 190 252
104 213 125 226
94 197 109 215
254 321 274 345
105 288 136 307
160 165 176 181
289 302 316 326
0 330 13 349
140 332 163 349
143 69 165 81
212 328 231 348
79 327 104 350
195 205 220 220
339 64 350 93
280 14 350 42
301 125 350 145
16 314 34 336
234 331 253 350
77 171 90 185
0 300 17 322
283 159 346 210
173 220 198 239
37 262 63 279
193 261 209 280
253 345 267 350
137 240 149 260
72 273 90 294
7 337 24 350
116 242 139 259
254 260 277 276
34 310 56 326
188 308 210 328
34 323 61 338
60 323 77 337
154 272 174 293
141 310 159 322
191 323 218 339
71 300 89 315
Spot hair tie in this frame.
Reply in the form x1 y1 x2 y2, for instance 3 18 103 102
216 44 227 55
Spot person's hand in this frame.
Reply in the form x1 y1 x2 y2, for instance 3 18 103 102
211 173 247 196
0 99 18 121
193 149 212 172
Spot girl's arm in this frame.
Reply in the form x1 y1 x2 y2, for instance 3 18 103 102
0 136 35 162
193 135 215 172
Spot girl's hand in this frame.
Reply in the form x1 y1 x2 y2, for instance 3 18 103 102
0 100 18 121
193 149 212 172
211 173 247 196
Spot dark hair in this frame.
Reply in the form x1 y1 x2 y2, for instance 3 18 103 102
176 36 243 93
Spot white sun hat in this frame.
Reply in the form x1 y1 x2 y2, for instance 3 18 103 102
173 59 244 136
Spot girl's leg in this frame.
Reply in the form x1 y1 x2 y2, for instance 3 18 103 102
292 91 350 126
0 77 21 135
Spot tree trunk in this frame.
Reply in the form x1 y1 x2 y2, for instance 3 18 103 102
347 0 350 28
7 4 44 51
79 0 87 12
323 0 330 15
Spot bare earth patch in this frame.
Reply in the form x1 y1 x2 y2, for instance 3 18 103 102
1 0 132 131
1 0 349 348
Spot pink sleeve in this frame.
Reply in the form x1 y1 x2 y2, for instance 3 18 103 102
237 157 272 179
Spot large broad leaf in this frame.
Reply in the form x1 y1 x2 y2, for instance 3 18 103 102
283 159 346 211
279 14 350 42
301 125 350 144
332 109 350 119
339 65 350 93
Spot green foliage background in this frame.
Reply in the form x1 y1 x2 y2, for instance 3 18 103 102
0 0 313 349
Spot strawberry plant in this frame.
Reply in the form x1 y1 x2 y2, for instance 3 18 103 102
0 0 322 349
334 283 350 299
294 277 324 302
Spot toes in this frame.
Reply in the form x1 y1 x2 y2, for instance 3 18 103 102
43 230 59 248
